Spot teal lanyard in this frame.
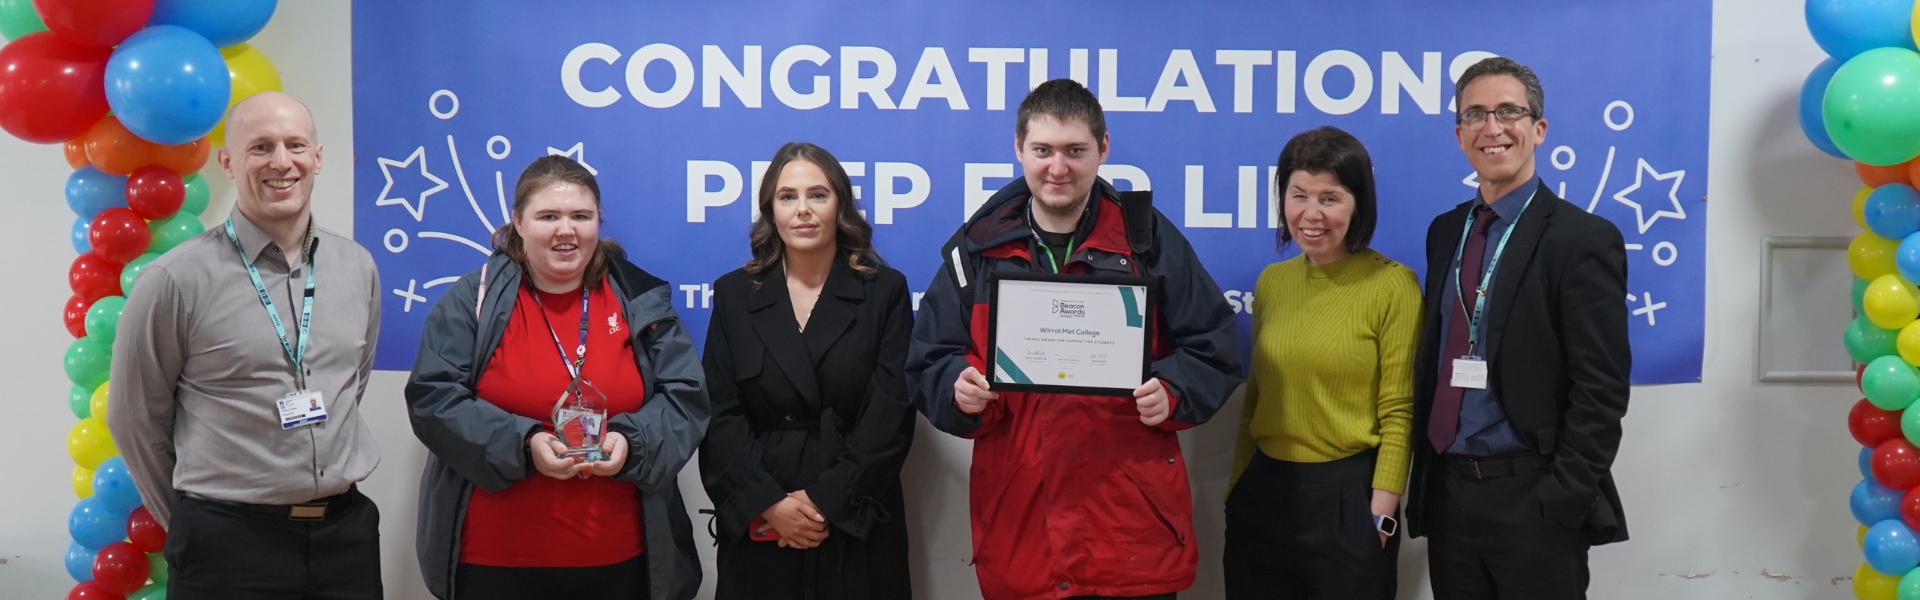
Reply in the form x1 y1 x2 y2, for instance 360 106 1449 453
1450 189 1535 358
224 218 316 389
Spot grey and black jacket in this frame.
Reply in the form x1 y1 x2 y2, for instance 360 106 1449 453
405 252 709 599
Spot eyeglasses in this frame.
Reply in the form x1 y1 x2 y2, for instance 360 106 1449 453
1458 105 1536 126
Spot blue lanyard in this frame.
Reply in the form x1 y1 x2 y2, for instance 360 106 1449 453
224 218 316 389
1451 189 1535 357
532 287 591 379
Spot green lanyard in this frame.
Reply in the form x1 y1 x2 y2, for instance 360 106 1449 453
1451 189 1535 358
1038 234 1077 274
224 218 316 389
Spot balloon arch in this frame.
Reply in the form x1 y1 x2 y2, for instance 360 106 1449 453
0 1 280 598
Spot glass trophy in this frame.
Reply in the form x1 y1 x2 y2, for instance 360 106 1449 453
551 375 608 463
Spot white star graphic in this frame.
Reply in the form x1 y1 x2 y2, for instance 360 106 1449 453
548 142 597 176
1611 158 1686 234
375 146 450 222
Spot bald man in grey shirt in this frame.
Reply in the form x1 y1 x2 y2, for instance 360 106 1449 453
107 92 383 599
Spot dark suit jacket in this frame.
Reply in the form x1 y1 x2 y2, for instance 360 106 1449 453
698 256 916 551
1405 181 1632 546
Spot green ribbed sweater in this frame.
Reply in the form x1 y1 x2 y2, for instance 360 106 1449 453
1230 249 1422 494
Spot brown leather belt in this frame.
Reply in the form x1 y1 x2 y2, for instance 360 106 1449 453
1442 453 1547 480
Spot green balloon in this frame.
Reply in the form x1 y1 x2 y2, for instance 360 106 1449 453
1826 47 1920 166
0 0 46 41
1899 566 1920 600
121 253 159 293
85 295 126 345
147 552 167 584
1859 278 1873 316
63 335 111 390
68 384 90 420
129 581 165 600
147 213 206 255
181 174 209 217
1850 315 1903 364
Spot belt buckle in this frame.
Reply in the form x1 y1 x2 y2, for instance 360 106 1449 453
1472 460 1483 480
289 503 327 520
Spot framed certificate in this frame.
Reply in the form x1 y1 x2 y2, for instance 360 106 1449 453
985 271 1158 396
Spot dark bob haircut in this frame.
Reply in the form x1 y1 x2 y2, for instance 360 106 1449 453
1273 125 1377 255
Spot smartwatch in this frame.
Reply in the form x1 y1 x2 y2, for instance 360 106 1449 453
1372 514 1398 537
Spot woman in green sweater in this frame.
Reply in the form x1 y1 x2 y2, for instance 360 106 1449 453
1223 126 1421 599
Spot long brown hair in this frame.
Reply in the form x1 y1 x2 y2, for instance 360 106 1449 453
744 142 883 276
490 155 626 289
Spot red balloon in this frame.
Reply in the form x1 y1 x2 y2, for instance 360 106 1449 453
126 506 165 553
1863 364 1872 394
89 208 150 264
1875 438 1920 490
0 32 111 144
89 541 148 595
32 0 154 48
1853 399 1906 447
68 252 123 303
64 580 123 600
63 294 91 338
125 165 184 221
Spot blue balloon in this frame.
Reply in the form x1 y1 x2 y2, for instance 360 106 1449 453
1899 232 1920 285
104 25 231 145
68 496 130 548
91 457 143 513
64 540 98 582
1800 58 1849 159
1867 446 1879 480
71 216 92 254
1857 478 1905 525
151 0 278 49
1869 519 1920 575
65 166 128 221
1869 184 1920 239
1807 0 1920 61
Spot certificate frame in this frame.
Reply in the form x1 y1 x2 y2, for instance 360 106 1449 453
985 271 1159 396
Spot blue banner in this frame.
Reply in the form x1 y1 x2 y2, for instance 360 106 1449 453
352 0 1709 383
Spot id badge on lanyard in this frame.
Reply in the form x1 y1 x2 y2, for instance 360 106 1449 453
225 219 326 427
1448 191 1534 390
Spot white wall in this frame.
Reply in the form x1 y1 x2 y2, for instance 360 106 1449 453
0 2 1869 598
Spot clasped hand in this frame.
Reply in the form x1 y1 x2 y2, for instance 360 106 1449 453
759 490 830 549
529 431 629 480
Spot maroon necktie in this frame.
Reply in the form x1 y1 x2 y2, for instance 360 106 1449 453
1429 204 1494 454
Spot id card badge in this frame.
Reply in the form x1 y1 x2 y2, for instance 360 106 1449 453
277 390 328 430
1450 357 1489 390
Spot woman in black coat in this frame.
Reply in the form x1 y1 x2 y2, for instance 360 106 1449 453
700 142 915 599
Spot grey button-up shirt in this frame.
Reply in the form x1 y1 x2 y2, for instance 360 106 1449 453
107 212 382 527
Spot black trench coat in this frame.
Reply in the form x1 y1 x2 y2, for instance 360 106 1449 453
699 256 915 600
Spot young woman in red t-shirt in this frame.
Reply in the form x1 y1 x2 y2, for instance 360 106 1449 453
406 155 707 599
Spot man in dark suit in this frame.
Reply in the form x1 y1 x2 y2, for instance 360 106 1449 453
1405 56 1632 599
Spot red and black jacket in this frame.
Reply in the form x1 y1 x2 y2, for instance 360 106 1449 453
906 177 1244 599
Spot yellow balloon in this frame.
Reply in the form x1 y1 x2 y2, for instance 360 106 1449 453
1858 185 1875 231
72 465 93 499
209 43 285 148
1853 232 1902 281
1858 561 1899 600
89 383 108 420
66 416 115 470
1865 274 1920 330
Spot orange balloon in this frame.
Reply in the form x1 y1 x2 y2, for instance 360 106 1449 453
148 137 209 176
1904 158 1920 192
63 136 89 169
84 117 156 176
1861 160 1915 188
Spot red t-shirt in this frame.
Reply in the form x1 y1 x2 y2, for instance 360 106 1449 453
459 280 647 567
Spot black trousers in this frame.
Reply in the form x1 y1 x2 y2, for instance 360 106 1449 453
164 487 382 600
1222 449 1398 600
454 554 649 600
1425 458 1590 600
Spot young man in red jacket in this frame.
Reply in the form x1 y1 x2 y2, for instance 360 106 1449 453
906 79 1244 600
